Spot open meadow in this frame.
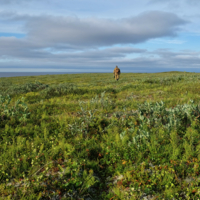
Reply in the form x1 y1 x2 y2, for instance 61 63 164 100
2 72 200 199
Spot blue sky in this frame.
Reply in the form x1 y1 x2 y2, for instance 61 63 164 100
0 0 200 72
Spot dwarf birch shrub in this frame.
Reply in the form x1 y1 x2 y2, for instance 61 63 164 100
79 91 115 111
67 92 114 138
0 95 30 126
39 83 78 98
137 100 200 132
0 81 13 94
143 76 185 85
121 100 200 157
1 81 48 96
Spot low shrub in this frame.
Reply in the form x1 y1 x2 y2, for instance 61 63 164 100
0 95 30 127
0 81 48 96
39 83 78 98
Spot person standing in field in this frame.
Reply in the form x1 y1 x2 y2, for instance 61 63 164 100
113 65 121 81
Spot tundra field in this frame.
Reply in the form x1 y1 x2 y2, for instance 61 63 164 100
2 72 200 199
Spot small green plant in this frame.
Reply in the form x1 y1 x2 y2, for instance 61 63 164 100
0 95 30 125
0 81 48 96
39 83 78 98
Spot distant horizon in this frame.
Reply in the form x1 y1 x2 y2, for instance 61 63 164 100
0 70 198 78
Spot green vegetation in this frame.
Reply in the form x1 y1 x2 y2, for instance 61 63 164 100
1 72 200 199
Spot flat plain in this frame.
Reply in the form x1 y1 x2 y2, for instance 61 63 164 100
1 72 200 199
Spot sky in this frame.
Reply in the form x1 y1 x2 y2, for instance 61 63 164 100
0 0 200 73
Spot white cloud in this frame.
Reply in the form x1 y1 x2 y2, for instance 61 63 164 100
27 11 186 47
0 11 186 49
0 11 186 68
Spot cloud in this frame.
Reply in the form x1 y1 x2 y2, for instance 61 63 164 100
0 10 186 45
23 11 186 47
0 11 193 72
0 37 49 58
0 36 144 60
150 49 200 68
1 41 200 73
0 11 187 58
